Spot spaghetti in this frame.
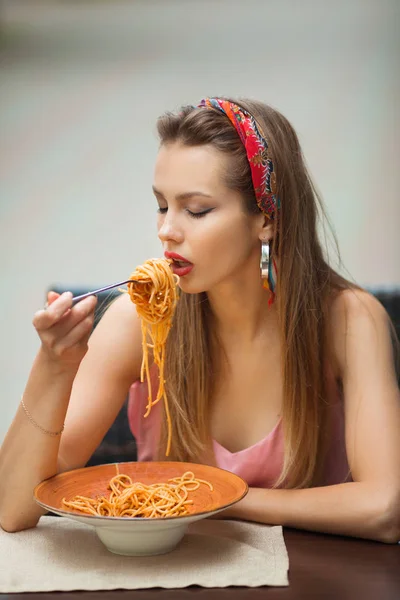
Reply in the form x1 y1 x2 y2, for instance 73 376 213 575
126 258 179 456
62 471 213 518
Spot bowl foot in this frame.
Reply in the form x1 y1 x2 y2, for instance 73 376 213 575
95 523 187 556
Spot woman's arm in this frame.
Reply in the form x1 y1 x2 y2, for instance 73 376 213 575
222 481 398 543
0 292 143 533
222 290 400 543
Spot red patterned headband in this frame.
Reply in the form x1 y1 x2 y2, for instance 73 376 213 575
198 98 279 220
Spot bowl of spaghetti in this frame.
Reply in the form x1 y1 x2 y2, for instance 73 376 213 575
34 461 248 556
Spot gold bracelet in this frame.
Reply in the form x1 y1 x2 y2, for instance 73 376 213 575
20 397 65 437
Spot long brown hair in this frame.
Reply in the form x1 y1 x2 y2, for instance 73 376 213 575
155 98 354 488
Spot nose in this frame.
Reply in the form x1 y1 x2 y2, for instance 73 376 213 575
157 211 184 245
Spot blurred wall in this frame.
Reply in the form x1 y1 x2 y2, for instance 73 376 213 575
1 0 399 443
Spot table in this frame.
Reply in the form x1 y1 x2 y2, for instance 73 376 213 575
1 528 398 599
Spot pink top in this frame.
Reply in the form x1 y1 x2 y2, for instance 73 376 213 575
127 366 350 488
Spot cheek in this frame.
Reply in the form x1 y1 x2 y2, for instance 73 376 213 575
199 216 256 268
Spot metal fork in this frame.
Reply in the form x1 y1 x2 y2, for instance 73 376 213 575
72 279 140 304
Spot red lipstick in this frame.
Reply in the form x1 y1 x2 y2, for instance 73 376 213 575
164 251 193 277
164 251 190 262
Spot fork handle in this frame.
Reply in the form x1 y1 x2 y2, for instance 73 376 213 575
72 280 138 304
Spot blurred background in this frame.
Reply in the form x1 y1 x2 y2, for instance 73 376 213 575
0 0 399 444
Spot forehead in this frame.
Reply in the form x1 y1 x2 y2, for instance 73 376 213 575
153 143 228 194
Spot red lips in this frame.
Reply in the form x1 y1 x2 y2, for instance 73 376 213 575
164 251 191 264
164 251 193 277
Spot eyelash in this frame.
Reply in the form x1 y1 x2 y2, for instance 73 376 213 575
157 207 214 219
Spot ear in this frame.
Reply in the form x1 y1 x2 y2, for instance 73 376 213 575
258 215 274 242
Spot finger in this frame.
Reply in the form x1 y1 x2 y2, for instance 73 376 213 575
42 295 97 341
55 295 97 332
50 314 95 357
46 291 60 307
33 292 73 330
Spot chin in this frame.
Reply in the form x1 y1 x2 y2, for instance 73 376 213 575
177 278 207 295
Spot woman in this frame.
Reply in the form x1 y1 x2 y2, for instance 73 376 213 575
1 97 399 542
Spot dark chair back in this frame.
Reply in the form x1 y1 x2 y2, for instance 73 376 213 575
368 287 400 384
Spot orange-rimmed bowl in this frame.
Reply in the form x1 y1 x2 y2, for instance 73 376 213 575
34 461 248 556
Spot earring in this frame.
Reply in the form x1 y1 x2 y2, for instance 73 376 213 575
260 239 276 305
260 239 270 279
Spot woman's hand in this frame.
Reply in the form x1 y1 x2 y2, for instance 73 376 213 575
32 291 97 370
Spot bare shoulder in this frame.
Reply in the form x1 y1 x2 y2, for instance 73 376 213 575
95 290 140 321
327 287 394 378
86 292 143 381
329 287 388 329
91 292 141 338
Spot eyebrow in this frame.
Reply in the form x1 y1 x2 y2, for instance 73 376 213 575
152 186 212 201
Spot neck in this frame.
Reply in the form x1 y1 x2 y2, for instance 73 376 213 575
206 264 277 346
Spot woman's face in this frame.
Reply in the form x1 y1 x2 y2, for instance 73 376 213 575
153 142 264 294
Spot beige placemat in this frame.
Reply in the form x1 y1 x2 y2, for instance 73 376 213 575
0 516 289 592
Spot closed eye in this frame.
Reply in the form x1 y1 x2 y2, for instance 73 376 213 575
186 208 215 219
157 207 215 218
